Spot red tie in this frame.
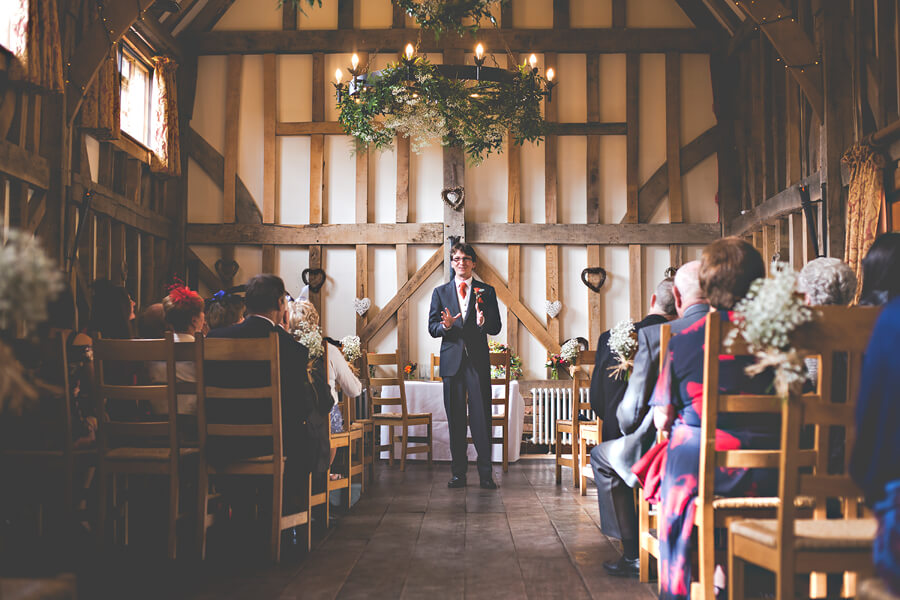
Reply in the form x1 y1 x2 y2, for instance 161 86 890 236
459 281 467 297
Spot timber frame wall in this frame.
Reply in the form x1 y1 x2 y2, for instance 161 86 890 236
184 0 724 364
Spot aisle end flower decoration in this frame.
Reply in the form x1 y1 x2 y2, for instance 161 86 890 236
608 319 637 380
0 224 65 415
340 335 361 363
488 340 523 380
559 338 580 365
404 361 418 380
726 262 814 396
545 353 570 380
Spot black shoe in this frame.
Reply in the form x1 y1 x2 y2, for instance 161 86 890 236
447 475 466 488
479 478 498 490
602 556 640 578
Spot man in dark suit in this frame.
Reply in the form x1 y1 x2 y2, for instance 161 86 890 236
206 274 329 490
428 243 502 489
591 261 708 577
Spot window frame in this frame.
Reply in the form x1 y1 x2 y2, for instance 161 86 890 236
117 42 155 149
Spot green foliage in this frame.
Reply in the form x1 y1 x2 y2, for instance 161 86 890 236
395 0 505 37
279 0 322 15
337 56 547 166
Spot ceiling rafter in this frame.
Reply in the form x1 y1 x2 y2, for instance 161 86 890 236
673 0 730 41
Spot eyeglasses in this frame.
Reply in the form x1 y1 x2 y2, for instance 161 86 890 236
450 256 473 263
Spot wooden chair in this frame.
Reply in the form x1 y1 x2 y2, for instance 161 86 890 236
728 306 881 600
326 358 361 508
554 350 596 488
429 353 441 381
367 351 433 471
0 330 96 529
573 350 599 496
93 332 198 559
465 351 512 472
638 323 671 587
196 333 311 561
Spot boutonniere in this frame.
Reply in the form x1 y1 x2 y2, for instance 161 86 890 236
474 287 485 305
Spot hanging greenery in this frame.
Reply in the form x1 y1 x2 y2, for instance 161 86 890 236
395 0 505 36
279 0 321 14
337 55 548 165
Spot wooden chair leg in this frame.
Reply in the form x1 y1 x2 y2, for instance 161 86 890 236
346 442 353 510
168 468 179 560
427 419 433 466
728 530 744 600
572 429 580 490
388 425 395 466
306 473 313 552
96 463 107 548
698 513 716 600
197 461 208 560
638 487 651 584
400 427 408 471
502 421 508 473
580 437 588 496
555 428 562 484
272 463 283 563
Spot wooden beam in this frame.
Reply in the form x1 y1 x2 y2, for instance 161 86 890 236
553 0 569 29
673 0 729 38
396 243 409 369
262 244 276 274
0 139 50 189
587 52 602 345
360 248 443 344
468 223 721 245
701 0 741 35
625 53 639 223
263 54 276 224
356 244 368 341
179 0 237 35
282 1 297 30
629 244 643 320
186 248 223 292
338 0 354 29
194 28 719 55
545 51 560 344
276 120 626 136
728 172 822 236
187 223 442 245
476 257 560 354
612 0 626 28
666 52 683 223
396 136 409 223
224 55 242 224
548 122 627 136
628 126 719 224
132 14 183 61
183 127 262 224
72 182 173 239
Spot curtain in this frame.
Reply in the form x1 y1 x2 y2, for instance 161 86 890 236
4 0 64 92
78 0 119 138
842 143 885 303
150 56 180 177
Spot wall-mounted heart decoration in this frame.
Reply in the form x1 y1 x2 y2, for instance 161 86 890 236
215 259 239 283
301 268 326 292
354 297 371 316
545 300 562 319
441 186 465 211
580 267 607 293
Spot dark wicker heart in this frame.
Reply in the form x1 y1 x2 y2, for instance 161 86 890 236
580 266 607 293
302 268 327 292
441 186 465 210
215 259 239 283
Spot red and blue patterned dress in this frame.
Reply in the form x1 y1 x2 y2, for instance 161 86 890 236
650 311 779 599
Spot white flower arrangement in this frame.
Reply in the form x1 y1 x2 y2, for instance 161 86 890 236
340 335 361 363
726 262 814 395
559 338 580 364
294 324 324 359
608 319 637 380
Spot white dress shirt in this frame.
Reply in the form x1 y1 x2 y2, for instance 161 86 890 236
455 276 473 321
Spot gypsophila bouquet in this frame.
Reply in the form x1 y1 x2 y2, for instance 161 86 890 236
608 319 637 380
726 262 813 396
560 339 580 365
340 335 361 363
295 326 324 359
0 226 65 332
488 340 523 379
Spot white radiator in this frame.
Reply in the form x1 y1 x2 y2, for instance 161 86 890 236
530 386 595 445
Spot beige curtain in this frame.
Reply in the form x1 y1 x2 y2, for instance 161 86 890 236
5 0 64 93
80 51 120 139
842 143 885 303
150 56 180 177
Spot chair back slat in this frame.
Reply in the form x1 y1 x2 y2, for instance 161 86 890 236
571 350 595 413
718 395 783 413
366 352 408 418
204 386 278 399
207 424 274 437
489 351 511 411
105 422 170 438
202 337 277 360
99 384 168 402
717 449 815 470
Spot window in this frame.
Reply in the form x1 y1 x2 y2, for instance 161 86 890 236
119 45 153 146
0 0 28 58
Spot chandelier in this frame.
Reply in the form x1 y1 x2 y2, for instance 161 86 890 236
333 43 556 165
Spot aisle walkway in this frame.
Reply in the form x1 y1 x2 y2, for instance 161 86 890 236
200 460 657 600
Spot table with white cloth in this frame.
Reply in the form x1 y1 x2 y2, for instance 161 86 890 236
378 380 524 463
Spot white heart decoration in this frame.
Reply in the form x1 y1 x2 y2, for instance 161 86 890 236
545 300 562 318
447 191 458 203
354 297 371 316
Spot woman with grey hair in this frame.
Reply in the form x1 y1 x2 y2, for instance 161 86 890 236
798 257 857 307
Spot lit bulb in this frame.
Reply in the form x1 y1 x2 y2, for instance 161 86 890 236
335 68 343 84
351 53 359 70
546 68 554 82
475 43 484 60
405 43 415 60
529 54 537 69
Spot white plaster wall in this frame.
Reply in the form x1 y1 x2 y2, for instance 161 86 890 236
560 245 589 341
558 136 587 224
466 147 508 224
644 245 672 311
412 246 444 373
357 0 392 28
639 54 666 186
298 0 338 29
520 245 548 378
369 246 399 353
600 136 627 224
370 145 397 223
324 135 357 224
192 56 226 154
557 54 586 124
84 135 100 182
571 0 612 28
513 0 553 28
600 246 631 332
627 0 693 28
520 141 545 224
238 56 264 216
278 247 309 300
320 247 357 339
278 136 311 225
278 55 312 123
187 159 224 223
214 0 280 30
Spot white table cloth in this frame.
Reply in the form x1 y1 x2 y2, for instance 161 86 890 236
378 380 524 463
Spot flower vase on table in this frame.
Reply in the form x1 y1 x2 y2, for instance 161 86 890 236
545 353 570 381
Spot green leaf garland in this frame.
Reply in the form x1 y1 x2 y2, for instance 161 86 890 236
395 0 506 37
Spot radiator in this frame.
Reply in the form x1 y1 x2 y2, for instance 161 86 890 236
530 386 595 445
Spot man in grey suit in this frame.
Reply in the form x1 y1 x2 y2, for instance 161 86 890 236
591 261 709 577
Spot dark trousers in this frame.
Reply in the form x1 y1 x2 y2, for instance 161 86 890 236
591 441 638 556
443 355 493 480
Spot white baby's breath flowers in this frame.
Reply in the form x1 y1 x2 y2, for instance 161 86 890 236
0 227 65 332
608 319 637 380
727 262 814 394
559 338 580 364
295 325 324 359
341 335 361 362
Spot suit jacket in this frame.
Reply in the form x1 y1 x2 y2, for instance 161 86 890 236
205 315 313 462
605 302 710 486
428 278 502 378
589 313 668 441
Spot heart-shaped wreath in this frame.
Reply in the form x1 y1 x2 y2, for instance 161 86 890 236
301 268 327 293
441 187 465 211
580 266 607 293
215 259 239 283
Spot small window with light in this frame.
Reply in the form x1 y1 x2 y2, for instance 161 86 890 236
119 45 153 146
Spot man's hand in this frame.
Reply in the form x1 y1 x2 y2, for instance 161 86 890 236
441 307 461 329
476 304 485 327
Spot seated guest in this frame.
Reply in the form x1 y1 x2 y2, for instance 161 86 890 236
87 279 135 340
859 232 900 306
850 296 900 595
651 237 777 600
205 274 329 493
206 290 245 330
137 303 167 339
146 285 205 414
292 301 362 478
591 261 708 577
799 257 857 307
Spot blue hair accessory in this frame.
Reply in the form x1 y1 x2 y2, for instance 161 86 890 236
212 290 226 300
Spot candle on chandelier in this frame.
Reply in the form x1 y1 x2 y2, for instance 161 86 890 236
546 67 555 81
351 53 359 71
529 54 537 69
475 43 484 61
334 68 343 84
405 43 415 60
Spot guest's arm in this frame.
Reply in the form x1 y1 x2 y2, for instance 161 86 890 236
329 345 362 398
588 332 609 417
649 348 677 435
478 286 502 336
617 327 657 435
